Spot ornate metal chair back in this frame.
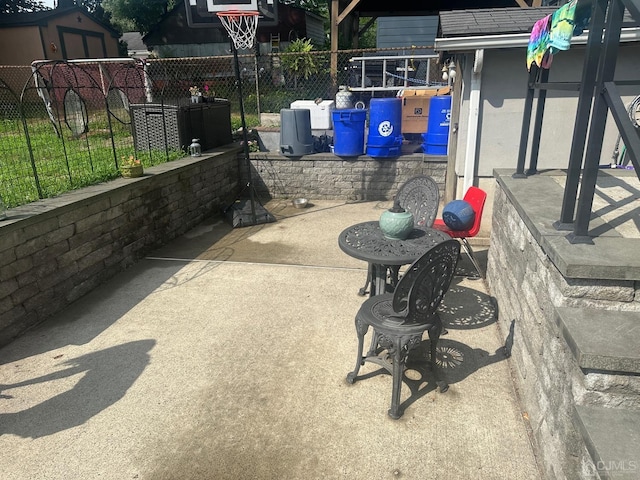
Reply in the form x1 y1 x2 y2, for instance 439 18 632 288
392 239 460 323
395 175 440 229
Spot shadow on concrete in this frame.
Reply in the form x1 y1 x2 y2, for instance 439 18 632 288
439 277 498 330
454 247 489 278
353 337 509 415
0 339 154 438
149 200 386 265
410 337 507 408
590 172 640 237
348 271 509 416
0 258 220 365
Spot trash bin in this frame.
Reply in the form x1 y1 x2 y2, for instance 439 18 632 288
331 109 366 156
280 108 314 156
422 95 452 155
366 97 403 157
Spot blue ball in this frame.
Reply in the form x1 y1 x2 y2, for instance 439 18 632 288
442 200 475 231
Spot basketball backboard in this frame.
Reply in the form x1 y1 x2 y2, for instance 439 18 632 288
206 0 257 12
185 0 278 28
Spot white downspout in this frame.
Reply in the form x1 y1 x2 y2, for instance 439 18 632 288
463 49 483 194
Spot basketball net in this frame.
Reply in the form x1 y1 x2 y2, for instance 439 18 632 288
217 11 259 51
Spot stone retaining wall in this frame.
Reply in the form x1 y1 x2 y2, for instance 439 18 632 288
1 148 447 347
488 184 586 479
0 150 239 347
247 153 447 201
487 179 640 480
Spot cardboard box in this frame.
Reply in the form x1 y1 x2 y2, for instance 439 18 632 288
400 87 450 134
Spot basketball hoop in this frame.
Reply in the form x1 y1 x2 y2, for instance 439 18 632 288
216 8 274 227
217 10 259 51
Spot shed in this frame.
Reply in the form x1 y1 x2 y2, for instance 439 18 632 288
0 5 121 65
435 7 640 200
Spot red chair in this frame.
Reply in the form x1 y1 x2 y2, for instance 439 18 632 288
433 186 487 278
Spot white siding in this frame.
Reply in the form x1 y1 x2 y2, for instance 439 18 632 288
451 44 640 179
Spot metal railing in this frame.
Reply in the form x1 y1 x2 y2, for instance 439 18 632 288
347 54 440 92
516 0 640 242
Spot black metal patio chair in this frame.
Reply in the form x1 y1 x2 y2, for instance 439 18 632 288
358 175 440 296
346 239 460 419
395 175 441 229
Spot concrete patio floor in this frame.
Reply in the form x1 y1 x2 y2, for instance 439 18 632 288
0 199 543 480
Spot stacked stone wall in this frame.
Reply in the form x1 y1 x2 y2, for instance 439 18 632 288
0 151 239 347
1 150 446 347
247 153 447 201
487 183 640 480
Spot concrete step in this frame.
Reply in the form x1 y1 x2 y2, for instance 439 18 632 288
557 307 640 478
554 307 640 375
573 405 640 479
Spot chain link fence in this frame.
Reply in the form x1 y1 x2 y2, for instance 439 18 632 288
0 48 441 208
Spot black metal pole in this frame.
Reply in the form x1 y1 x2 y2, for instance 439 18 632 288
231 42 257 224
527 67 550 175
515 66 538 178
571 0 625 242
556 0 607 229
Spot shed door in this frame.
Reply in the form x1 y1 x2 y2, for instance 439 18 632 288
58 26 107 59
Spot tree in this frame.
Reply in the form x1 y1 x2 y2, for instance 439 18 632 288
280 0 328 18
74 0 116 31
0 0 48 13
77 0 103 12
102 0 176 34
281 38 318 89
358 17 376 49
281 0 331 49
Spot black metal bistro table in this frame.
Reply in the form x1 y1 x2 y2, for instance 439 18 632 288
338 221 450 296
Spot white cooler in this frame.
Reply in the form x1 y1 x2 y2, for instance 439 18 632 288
290 100 335 130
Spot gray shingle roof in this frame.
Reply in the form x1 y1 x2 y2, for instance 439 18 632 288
0 6 120 36
439 7 558 37
439 5 639 38
0 8 71 26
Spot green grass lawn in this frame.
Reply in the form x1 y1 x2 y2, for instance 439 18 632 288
0 110 253 209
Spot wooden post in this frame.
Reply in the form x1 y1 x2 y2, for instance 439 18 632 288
330 0 339 95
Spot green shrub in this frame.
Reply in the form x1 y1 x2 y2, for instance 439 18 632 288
257 90 299 113
281 39 319 89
